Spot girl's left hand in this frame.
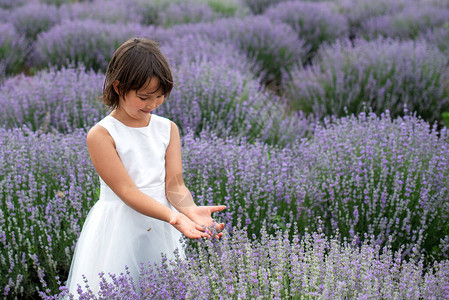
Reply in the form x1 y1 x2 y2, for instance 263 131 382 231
183 205 226 238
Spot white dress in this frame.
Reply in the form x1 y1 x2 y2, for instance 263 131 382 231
65 114 185 296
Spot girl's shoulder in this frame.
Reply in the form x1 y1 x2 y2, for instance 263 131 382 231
96 114 115 129
86 115 118 146
86 121 116 150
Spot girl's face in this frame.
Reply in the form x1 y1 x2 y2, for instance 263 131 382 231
115 77 165 122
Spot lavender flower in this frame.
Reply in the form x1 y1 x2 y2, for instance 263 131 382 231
178 128 312 237
264 1 349 60
285 38 449 125
221 15 306 85
178 111 449 260
0 65 106 132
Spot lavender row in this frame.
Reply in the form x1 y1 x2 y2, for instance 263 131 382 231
31 15 307 86
1 0 448 71
297 111 449 260
132 0 247 27
285 38 449 126
1 0 448 114
1 110 448 297
0 63 311 146
263 1 349 60
0 126 297 297
420 25 449 58
4 0 246 30
2 12 446 126
242 0 449 43
0 0 246 30
29 31 449 130
156 59 312 146
360 4 449 40
48 224 449 299
0 78 447 262
0 23 28 78
0 128 98 297
0 65 106 133
31 20 164 72
182 111 449 260
337 0 449 40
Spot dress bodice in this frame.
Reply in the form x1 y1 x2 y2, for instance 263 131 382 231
96 114 171 190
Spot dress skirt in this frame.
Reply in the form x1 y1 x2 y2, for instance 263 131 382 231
65 183 185 296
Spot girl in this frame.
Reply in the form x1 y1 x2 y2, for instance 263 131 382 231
66 37 226 296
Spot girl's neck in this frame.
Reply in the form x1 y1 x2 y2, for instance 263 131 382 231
110 109 151 128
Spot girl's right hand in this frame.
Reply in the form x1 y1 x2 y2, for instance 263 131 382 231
168 212 210 239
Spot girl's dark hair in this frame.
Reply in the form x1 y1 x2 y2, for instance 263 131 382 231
101 37 173 109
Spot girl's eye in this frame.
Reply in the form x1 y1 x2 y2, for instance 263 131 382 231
139 95 163 100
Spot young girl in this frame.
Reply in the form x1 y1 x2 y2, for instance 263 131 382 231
66 37 226 296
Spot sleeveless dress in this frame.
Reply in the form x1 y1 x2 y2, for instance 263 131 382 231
65 114 185 296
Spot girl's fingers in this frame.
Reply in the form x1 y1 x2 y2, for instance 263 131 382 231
200 231 211 239
210 205 226 213
212 232 224 239
195 226 211 238
212 222 225 232
188 229 209 240
196 224 206 231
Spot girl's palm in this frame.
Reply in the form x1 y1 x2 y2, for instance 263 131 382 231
169 212 209 239
185 205 226 237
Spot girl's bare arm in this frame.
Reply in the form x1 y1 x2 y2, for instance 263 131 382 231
87 124 207 239
165 121 226 229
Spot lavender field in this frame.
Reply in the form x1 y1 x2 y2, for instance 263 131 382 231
1 0 449 299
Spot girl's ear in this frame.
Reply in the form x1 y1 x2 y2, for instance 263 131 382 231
113 80 120 95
